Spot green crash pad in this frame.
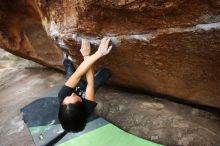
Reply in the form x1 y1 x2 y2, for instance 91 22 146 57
59 123 160 146
20 85 162 146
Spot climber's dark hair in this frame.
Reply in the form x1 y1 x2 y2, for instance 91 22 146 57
58 101 87 132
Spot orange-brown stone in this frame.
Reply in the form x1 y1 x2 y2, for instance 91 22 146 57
0 0 220 108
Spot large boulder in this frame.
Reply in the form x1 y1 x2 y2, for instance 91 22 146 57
0 0 220 108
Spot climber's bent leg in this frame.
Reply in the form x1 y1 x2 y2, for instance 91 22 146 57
63 58 86 90
63 58 75 79
94 68 112 92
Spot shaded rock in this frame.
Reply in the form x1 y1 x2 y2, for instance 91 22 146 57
0 0 63 70
95 86 220 145
0 0 220 108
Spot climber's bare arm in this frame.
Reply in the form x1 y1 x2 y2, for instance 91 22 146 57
65 50 100 88
80 39 95 101
84 57 95 101
65 37 112 89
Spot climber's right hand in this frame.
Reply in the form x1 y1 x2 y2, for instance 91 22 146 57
97 37 112 57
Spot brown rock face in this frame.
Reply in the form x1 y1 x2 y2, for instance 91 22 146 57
0 0 220 108
0 0 63 70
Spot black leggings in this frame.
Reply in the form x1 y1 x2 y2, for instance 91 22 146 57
63 58 112 92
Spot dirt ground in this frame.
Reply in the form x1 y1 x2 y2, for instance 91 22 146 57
0 48 220 146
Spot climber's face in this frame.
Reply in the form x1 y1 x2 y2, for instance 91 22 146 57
62 93 82 104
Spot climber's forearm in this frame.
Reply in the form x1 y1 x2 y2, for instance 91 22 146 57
84 56 95 85
84 56 95 101
65 51 102 88
65 36 112 88
85 71 95 101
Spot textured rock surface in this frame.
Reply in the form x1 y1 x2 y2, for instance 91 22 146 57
0 0 220 108
96 86 220 146
0 0 63 70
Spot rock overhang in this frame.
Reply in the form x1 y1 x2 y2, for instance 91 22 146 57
0 0 220 108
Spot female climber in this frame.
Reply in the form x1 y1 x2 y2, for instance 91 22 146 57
58 37 112 132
